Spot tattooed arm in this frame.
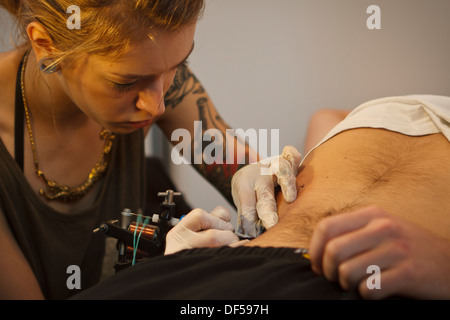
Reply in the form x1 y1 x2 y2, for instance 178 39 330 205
156 66 258 204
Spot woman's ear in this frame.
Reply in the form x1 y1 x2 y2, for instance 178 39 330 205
26 21 59 62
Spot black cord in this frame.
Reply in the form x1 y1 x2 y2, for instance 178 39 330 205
14 53 26 172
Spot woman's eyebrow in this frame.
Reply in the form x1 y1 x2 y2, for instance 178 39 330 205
171 41 195 69
111 41 195 79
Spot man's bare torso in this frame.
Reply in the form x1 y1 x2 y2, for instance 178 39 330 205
247 128 450 248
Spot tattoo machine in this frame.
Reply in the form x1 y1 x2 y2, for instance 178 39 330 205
93 189 182 272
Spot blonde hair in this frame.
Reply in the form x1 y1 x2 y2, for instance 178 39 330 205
0 0 204 67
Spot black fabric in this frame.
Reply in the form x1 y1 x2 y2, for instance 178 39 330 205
14 51 25 172
72 246 361 300
0 129 146 299
5 51 188 300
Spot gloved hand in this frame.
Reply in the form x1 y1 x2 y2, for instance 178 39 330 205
164 206 241 255
231 146 302 238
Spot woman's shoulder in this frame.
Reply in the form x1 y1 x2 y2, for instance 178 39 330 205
0 48 24 95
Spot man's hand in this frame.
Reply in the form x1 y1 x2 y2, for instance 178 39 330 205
231 146 302 238
309 206 450 299
164 206 241 255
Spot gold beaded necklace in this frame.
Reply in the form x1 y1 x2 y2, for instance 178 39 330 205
20 52 116 202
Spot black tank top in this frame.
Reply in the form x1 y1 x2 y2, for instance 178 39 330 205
0 51 147 299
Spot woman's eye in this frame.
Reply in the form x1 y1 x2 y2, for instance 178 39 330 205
174 60 190 72
112 81 137 92
179 60 189 69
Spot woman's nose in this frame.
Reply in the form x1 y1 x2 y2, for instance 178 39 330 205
136 77 167 117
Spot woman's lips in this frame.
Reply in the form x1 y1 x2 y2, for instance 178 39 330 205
127 120 153 128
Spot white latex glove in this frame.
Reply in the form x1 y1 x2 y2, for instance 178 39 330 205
231 146 302 238
164 206 241 255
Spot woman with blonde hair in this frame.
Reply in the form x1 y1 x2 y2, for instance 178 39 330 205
0 0 301 299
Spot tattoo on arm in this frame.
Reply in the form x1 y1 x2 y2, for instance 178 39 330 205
166 66 252 205
193 97 250 205
197 97 229 132
165 66 205 109
190 140 249 206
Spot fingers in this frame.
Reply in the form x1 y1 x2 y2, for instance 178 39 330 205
281 145 302 176
232 170 258 228
181 208 235 233
254 177 278 230
233 173 259 237
237 191 257 223
275 146 302 203
197 229 240 248
309 206 388 274
192 206 242 247
333 240 406 292
230 146 302 237
320 215 398 282
165 207 239 255
308 206 419 299
276 158 298 202
210 206 231 222
358 262 412 300
228 239 250 247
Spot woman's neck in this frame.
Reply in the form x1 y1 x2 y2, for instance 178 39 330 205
23 50 90 132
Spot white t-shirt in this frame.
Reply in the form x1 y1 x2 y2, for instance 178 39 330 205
303 95 450 163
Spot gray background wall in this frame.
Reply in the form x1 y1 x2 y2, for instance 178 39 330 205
2 1 450 220
168 0 450 218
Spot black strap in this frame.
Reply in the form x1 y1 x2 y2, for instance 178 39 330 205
14 54 26 172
